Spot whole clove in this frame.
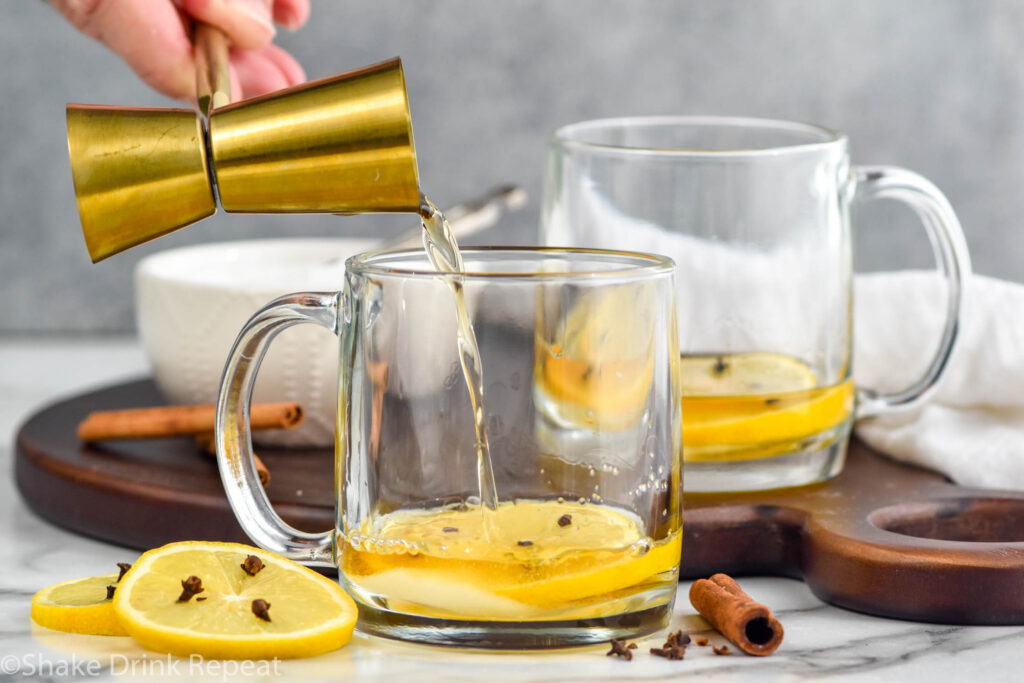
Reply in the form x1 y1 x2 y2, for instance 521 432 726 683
651 630 690 660
116 563 132 582
105 584 116 600
177 576 204 602
650 646 685 660
251 599 271 622
241 554 265 576
666 630 690 647
606 638 637 660
713 356 729 374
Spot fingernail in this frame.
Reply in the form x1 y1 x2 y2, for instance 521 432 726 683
277 8 302 31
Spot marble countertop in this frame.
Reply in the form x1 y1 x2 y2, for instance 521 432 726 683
2 337 1023 682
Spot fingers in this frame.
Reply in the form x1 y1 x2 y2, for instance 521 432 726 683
272 0 310 30
260 43 305 86
181 0 276 50
52 0 308 102
52 0 196 100
231 44 305 99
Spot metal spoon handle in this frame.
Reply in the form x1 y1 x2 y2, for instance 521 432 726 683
194 23 231 118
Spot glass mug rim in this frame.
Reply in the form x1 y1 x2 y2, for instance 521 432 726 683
552 115 847 159
345 245 676 281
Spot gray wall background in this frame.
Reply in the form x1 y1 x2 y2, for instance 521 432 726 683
2 0 1021 333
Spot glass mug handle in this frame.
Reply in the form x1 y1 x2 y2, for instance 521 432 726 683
851 166 972 418
215 291 338 566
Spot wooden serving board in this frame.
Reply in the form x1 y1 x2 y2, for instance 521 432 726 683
15 379 1024 624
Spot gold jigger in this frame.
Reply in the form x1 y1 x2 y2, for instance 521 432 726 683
210 58 419 214
67 58 420 263
67 106 216 263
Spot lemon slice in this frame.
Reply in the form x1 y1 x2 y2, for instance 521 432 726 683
539 283 656 430
113 541 356 660
31 573 128 636
680 353 854 461
680 352 818 396
491 533 681 607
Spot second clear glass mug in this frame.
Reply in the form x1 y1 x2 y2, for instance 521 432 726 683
215 247 682 648
542 116 971 492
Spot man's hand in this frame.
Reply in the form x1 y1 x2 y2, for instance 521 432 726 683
52 0 310 102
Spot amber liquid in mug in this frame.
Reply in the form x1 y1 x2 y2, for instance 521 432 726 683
536 332 853 463
343 499 680 621
679 352 854 463
340 198 676 624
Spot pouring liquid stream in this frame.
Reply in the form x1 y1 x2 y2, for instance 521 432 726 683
419 196 499 516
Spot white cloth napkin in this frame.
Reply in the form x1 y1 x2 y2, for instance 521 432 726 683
854 272 1024 490
547 192 1024 490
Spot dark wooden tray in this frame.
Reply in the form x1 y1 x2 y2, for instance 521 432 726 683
15 379 1024 624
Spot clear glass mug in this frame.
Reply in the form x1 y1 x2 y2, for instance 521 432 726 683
541 116 970 492
215 247 683 648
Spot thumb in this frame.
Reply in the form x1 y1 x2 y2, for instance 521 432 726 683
181 0 276 51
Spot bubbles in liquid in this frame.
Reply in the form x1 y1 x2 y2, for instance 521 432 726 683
630 538 652 557
348 534 417 557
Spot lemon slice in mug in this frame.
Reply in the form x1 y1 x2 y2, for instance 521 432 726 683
540 283 656 430
113 541 357 660
680 352 819 396
680 352 854 458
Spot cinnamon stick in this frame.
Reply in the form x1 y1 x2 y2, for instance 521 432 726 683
688 573 784 656
77 403 303 442
195 434 271 488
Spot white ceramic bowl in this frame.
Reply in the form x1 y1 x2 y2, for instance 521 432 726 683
135 238 377 447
